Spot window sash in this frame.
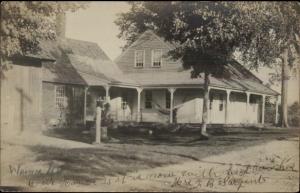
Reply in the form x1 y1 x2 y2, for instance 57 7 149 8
135 50 144 67
166 91 170 109
55 85 66 109
145 91 152 109
152 49 162 67
219 94 224 111
121 92 128 110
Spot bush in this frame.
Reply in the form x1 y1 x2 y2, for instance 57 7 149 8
288 102 300 126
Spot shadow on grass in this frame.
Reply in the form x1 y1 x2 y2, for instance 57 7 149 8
107 126 299 147
43 127 93 144
28 127 299 186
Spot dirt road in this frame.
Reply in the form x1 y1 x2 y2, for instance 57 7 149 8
1 128 299 192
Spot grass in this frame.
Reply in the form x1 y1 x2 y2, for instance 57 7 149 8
24 127 299 186
2 126 299 191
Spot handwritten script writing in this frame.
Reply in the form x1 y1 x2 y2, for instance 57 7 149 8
101 164 269 191
7 155 296 191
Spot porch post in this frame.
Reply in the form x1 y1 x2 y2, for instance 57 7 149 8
225 89 231 124
246 91 250 123
168 88 176 124
83 86 88 127
275 96 279 125
105 85 110 102
262 94 266 124
136 88 143 122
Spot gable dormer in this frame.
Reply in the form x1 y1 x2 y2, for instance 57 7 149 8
115 30 182 73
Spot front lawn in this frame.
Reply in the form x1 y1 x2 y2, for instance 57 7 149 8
1 127 299 191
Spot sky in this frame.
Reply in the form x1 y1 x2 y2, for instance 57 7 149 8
66 2 130 60
65 2 286 94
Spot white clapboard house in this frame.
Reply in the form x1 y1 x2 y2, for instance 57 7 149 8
1 14 280 138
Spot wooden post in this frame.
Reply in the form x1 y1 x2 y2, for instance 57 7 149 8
246 92 250 123
105 85 110 102
168 88 176 124
225 89 231 124
136 88 143 122
262 95 266 124
95 105 101 144
83 87 88 127
275 96 279 125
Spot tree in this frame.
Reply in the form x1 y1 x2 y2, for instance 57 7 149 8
116 2 300 132
236 2 300 127
0 1 87 72
115 2 268 136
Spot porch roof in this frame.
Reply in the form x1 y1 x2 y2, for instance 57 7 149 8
41 38 137 87
123 64 278 96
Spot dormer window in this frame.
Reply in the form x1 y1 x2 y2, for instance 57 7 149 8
135 50 144 68
152 49 162 67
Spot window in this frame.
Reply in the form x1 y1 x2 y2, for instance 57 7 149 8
209 94 213 110
166 91 170 109
219 94 224 111
135 50 144 67
55 85 66 109
145 90 152 109
121 92 128 110
152 49 162 67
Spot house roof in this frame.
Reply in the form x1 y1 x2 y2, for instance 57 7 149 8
116 30 279 96
41 38 137 86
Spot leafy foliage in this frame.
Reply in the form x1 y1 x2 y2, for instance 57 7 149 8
116 2 300 77
288 102 300 126
116 2 300 129
0 1 87 71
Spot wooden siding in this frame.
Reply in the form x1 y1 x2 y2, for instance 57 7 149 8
1 59 43 138
109 88 262 124
115 31 182 73
42 82 85 127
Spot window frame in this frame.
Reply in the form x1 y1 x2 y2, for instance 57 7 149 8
209 93 214 110
121 92 128 110
134 50 145 68
55 85 66 109
165 90 171 109
219 94 224 111
145 90 152 109
151 49 162 68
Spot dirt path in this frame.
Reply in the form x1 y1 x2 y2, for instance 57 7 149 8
1 132 299 192
61 137 299 192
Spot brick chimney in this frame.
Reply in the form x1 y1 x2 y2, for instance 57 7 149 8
55 12 66 39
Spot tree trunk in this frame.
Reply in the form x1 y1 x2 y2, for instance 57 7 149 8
281 48 290 128
201 72 210 137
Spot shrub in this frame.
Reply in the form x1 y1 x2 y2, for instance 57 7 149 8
288 102 300 126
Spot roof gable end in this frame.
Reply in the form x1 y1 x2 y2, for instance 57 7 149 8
115 30 175 63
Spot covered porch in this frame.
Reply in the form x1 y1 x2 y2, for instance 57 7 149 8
84 84 279 126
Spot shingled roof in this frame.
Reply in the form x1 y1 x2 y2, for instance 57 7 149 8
41 38 137 86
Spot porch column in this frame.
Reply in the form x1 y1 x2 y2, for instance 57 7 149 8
261 94 266 124
246 91 251 123
275 96 279 125
168 88 176 124
136 88 143 122
83 86 88 127
225 89 231 124
105 85 110 102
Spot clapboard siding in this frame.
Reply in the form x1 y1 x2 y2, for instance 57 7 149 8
1 59 43 138
116 31 182 73
42 82 85 127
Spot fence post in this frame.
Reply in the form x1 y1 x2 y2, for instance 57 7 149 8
94 105 101 144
